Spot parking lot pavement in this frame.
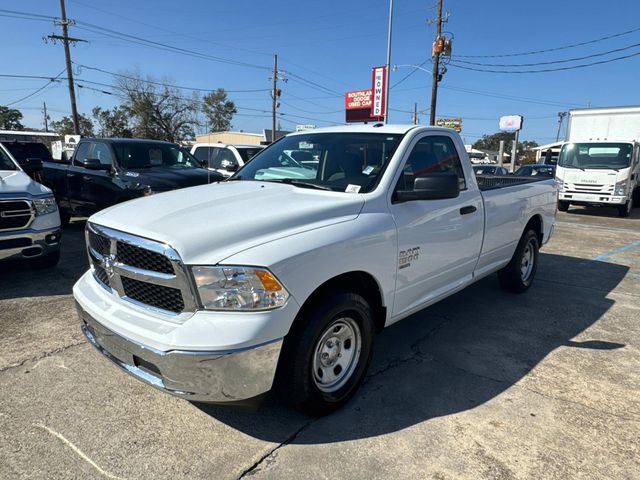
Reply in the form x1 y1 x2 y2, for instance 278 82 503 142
0 209 638 479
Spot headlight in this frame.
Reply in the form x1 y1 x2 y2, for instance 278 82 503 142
555 177 564 191
33 196 57 216
192 266 290 311
614 180 627 196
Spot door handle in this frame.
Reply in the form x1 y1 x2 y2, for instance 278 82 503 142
460 205 477 215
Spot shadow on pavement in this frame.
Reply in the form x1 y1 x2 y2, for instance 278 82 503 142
196 253 629 443
0 220 88 300
565 204 640 220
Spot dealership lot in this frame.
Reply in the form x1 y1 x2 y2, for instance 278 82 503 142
1 208 639 479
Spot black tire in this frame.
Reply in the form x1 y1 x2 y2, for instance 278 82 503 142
275 291 375 416
31 250 60 269
617 199 632 218
58 206 70 228
633 188 640 208
557 200 570 212
498 230 539 294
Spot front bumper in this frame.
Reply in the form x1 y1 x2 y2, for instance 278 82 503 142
0 227 61 261
559 192 627 205
78 303 284 403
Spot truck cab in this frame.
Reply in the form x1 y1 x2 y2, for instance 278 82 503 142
556 140 639 217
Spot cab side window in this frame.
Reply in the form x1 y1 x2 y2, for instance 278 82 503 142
73 142 91 166
396 135 466 193
91 143 114 166
215 148 238 169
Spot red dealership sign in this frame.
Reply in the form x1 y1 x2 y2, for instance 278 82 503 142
344 88 383 123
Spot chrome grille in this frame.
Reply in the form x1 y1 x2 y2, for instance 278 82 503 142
85 223 196 317
0 200 34 231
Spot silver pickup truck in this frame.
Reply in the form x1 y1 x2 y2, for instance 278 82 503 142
0 143 61 268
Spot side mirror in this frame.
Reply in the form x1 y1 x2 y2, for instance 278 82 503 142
396 172 460 202
80 158 111 171
19 158 43 174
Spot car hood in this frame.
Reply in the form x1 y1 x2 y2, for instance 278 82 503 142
90 181 365 265
0 170 51 197
121 167 222 192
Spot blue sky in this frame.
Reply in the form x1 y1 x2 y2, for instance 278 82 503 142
1 0 639 145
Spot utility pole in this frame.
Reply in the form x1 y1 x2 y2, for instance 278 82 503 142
47 0 85 135
412 103 418 124
556 111 566 142
429 0 444 126
271 54 279 143
43 102 49 132
384 0 393 124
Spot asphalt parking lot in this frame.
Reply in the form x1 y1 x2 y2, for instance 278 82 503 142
1 207 639 479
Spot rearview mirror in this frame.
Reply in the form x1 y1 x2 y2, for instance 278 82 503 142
19 158 43 174
396 172 460 202
80 158 111 171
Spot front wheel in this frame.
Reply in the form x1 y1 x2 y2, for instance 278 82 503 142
498 230 539 293
557 200 570 212
275 291 374 416
618 199 633 218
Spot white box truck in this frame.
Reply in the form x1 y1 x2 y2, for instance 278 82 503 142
556 105 640 217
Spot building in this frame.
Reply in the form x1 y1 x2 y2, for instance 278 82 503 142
531 142 563 163
195 129 292 145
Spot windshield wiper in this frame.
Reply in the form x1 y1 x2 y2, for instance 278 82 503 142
263 178 333 191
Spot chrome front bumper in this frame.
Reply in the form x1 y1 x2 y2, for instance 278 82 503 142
0 227 61 261
77 303 284 403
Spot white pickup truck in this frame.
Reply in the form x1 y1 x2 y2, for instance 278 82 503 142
74 125 557 415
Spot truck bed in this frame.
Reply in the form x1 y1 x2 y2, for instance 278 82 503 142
475 175 552 191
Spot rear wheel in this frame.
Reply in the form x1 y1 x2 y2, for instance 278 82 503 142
557 200 570 212
618 199 633 218
275 291 374 416
498 230 539 293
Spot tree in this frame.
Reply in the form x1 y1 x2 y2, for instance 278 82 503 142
116 72 199 142
472 132 538 155
50 114 94 136
0 106 25 130
92 106 133 138
202 88 236 132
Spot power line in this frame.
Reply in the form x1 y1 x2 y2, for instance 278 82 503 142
449 50 640 73
74 63 271 93
5 70 66 106
454 25 640 58
453 41 640 67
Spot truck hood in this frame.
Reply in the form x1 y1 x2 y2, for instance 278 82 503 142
0 170 52 197
121 167 223 192
90 181 365 265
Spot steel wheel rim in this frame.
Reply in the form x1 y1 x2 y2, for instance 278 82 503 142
520 240 535 283
312 317 362 393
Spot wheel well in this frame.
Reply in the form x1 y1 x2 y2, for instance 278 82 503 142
525 214 543 245
295 271 387 333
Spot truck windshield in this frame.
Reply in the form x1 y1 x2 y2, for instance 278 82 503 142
113 142 202 170
558 143 632 170
0 147 18 171
232 133 403 193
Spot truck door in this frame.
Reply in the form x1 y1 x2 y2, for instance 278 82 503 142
390 133 483 317
67 141 116 216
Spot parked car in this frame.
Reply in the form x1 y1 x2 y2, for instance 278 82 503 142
191 143 264 178
0 143 61 268
0 140 53 183
514 164 556 177
42 138 224 226
75 125 557 415
472 164 509 176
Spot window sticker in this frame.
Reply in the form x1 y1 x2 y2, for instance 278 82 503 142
149 148 163 166
362 165 374 175
345 184 361 193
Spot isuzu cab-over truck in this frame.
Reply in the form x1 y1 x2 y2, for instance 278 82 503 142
556 106 640 217
74 125 557 415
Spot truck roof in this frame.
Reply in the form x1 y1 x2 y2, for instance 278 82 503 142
79 137 178 145
287 124 446 136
